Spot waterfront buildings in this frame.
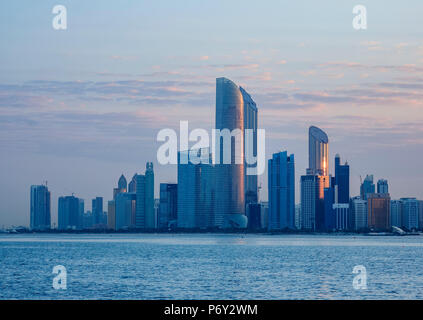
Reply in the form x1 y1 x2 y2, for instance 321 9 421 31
241 86 258 206
377 179 389 194
58 195 80 230
351 196 367 231
360 175 375 200
307 126 329 176
268 151 295 230
177 149 215 229
295 204 301 230
115 192 136 230
30 185 51 230
333 203 350 231
159 183 178 229
400 198 419 231
134 163 155 229
215 77 256 228
107 200 116 229
145 163 155 228
390 200 402 228
92 197 103 226
301 126 330 231
367 193 391 231
334 154 350 204
301 174 329 230
246 203 262 230
419 200 423 230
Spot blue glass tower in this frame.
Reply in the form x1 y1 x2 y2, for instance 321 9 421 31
30 185 51 230
334 154 350 204
58 195 80 230
268 151 295 230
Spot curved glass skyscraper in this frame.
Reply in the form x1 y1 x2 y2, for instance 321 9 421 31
308 126 329 176
215 77 248 228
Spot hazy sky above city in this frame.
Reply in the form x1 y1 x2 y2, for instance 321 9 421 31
1 1 423 227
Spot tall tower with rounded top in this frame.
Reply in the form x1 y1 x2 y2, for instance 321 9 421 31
308 126 329 176
215 77 246 227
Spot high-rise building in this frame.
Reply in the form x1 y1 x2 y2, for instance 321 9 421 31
82 210 93 229
145 162 155 229
30 185 51 230
133 163 155 229
159 183 178 229
128 174 137 193
351 196 367 231
323 177 336 231
367 193 390 231
215 77 250 228
118 174 127 191
268 151 295 230
260 202 269 229
241 86 258 206
377 179 389 194
154 198 160 229
295 204 301 230
334 154 350 204
301 174 329 230
78 199 84 229
307 126 329 176
113 175 127 200
135 174 146 228
107 200 116 229
115 192 136 230
401 198 418 231
390 200 402 228
58 195 80 230
246 203 261 230
333 203 350 231
177 149 215 229
360 175 375 200
419 200 423 230
92 197 103 226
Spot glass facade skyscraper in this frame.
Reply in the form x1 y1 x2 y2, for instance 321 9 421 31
307 126 329 176
240 87 258 205
30 185 51 230
367 193 390 231
334 154 350 204
390 200 402 228
115 192 136 230
159 183 178 229
360 175 375 200
377 179 389 194
145 162 155 229
215 78 245 226
268 151 295 230
400 198 418 230
177 149 215 229
215 77 257 228
301 174 329 230
92 197 103 226
58 195 80 230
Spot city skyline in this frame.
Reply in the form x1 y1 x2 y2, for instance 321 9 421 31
1 1 423 227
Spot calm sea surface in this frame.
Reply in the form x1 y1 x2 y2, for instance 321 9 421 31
1 233 423 300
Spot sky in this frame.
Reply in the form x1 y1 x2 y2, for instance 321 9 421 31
1 0 423 227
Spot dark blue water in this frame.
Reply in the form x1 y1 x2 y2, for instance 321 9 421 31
1 233 423 299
